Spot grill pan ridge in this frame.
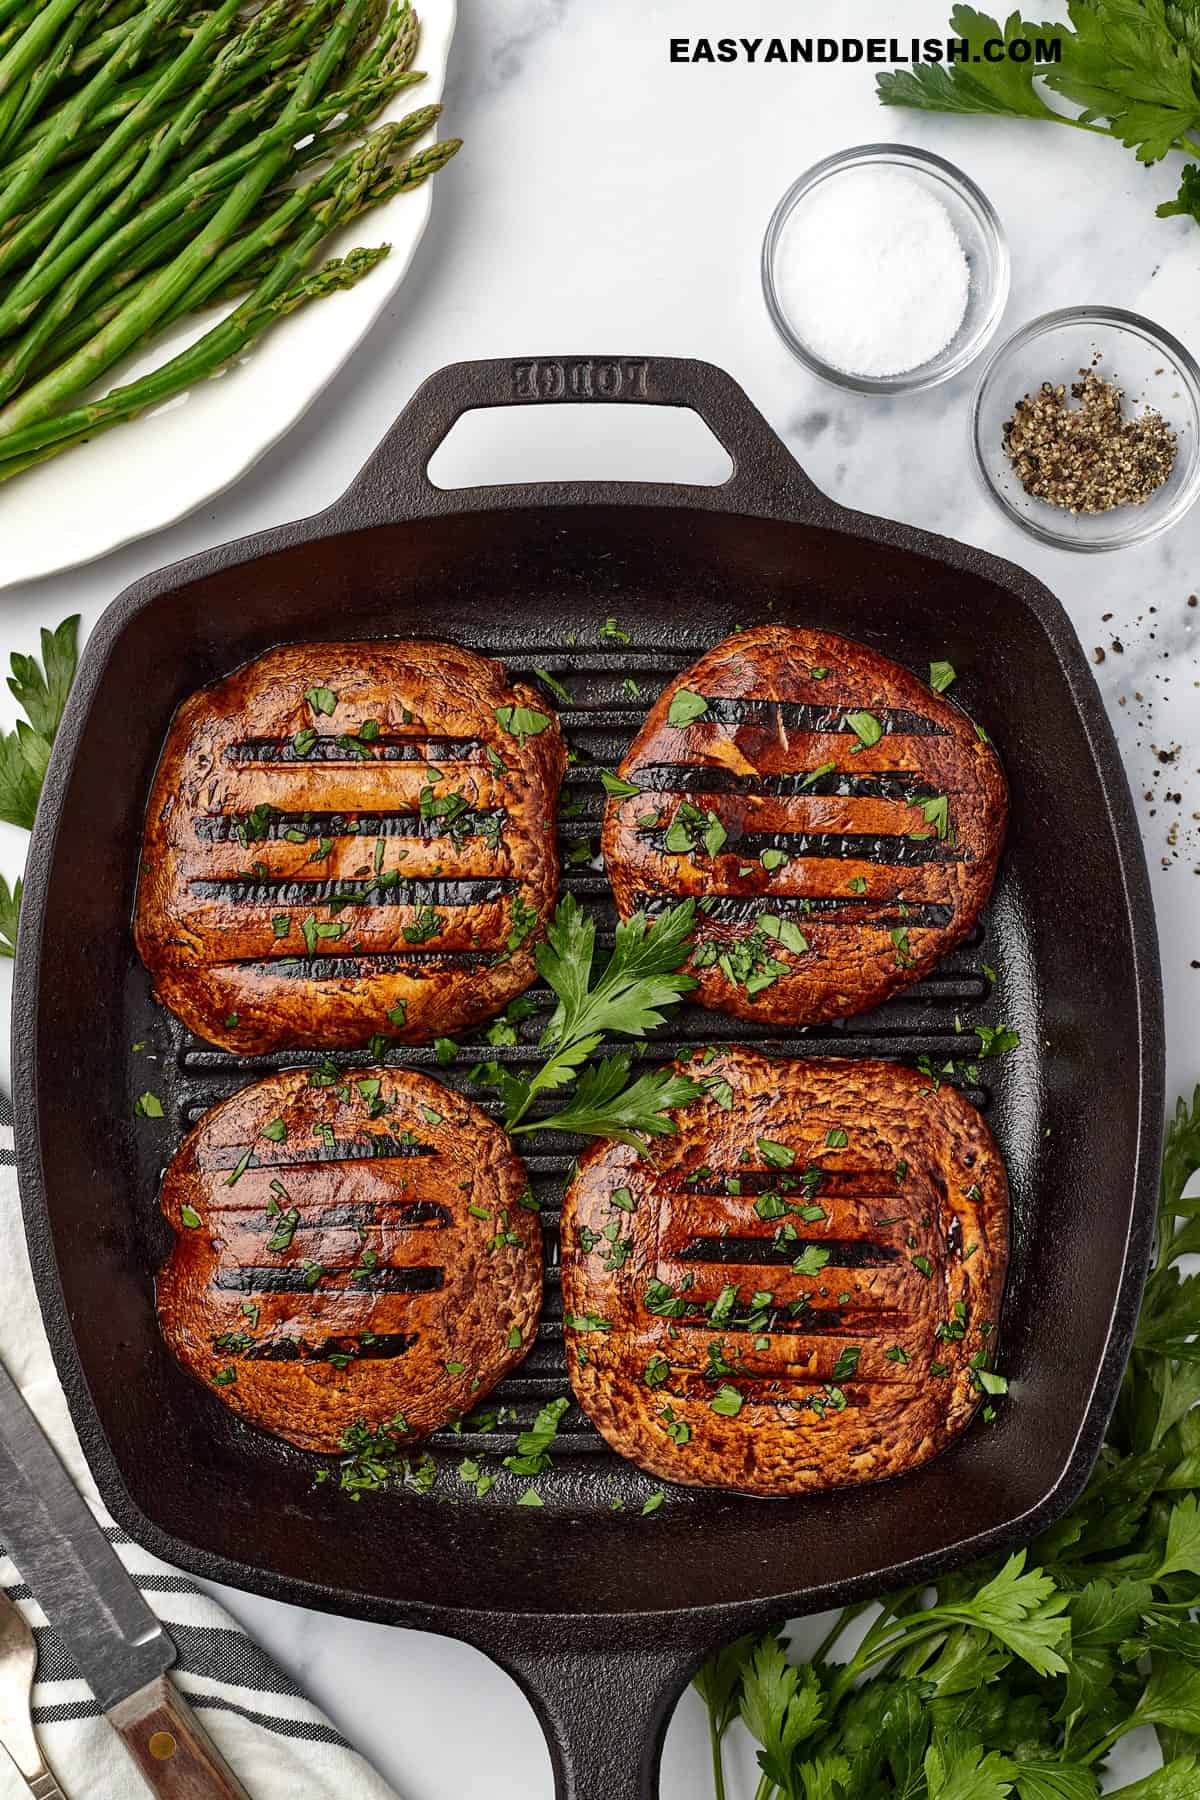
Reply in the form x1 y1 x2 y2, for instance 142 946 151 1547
14 357 1163 1800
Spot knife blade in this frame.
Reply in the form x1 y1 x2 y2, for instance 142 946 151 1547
0 1357 250 1799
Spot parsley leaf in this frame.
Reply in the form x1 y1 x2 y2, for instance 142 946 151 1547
879 3 1200 175
526 1055 705 1150
0 875 19 958
495 703 552 742
487 895 697 1145
668 688 710 728
0 615 79 831
8 616 79 742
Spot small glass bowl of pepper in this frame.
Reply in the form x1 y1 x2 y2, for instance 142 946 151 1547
970 306 1200 551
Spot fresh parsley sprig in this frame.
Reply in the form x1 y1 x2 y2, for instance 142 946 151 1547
878 2 1200 225
477 895 704 1147
0 616 79 958
695 1086 1200 1799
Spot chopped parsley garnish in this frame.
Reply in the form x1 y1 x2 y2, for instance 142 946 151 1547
505 892 539 953
180 1204 202 1229
645 1278 691 1319
305 686 337 716
846 709 883 749
710 1384 743 1417
667 688 710 728
503 1397 570 1477
601 771 642 798
800 760 837 790
135 1091 164 1118
760 913 807 953
757 1138 796 1169
929 660 957 693
402 905 444 945
495 703 552 742
832 1345 861 1381
824 1127 848 1149
793 1246 831 1276
267 1208 300 1251
914 794 950 840
534 668 572 705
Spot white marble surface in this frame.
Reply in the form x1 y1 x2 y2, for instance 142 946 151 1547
1 0 1198 1792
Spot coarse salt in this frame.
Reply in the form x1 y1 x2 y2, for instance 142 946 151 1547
774 167 970 378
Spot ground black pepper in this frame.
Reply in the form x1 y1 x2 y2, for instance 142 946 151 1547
1003 369 1177 513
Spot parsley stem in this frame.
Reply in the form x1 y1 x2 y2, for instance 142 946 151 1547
1080 1716 1141 1767
810 1599 870 1666
707 1705 727 1800
826 1613 951 1706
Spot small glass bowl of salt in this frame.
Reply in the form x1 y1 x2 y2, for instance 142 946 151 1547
762 143 1009 395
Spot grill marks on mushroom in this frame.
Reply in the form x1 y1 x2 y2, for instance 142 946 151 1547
602 625 1007 1025
560 1047 1008 1495
156 1068 542 1453
135 641 566 1052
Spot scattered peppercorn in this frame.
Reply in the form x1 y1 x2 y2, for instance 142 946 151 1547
1002 370 1177 514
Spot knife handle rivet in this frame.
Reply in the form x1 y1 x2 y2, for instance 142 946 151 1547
148 1731 178 1761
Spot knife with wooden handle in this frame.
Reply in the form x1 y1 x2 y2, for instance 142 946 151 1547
0 1358 250 1799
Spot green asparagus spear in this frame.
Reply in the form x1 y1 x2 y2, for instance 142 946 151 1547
0 2 460 482
0 138 459 477
0 0 376 434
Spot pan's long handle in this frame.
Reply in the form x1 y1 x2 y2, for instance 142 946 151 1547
487 1638 705 1800
337 353 835 527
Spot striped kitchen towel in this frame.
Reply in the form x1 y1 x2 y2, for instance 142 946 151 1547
0 1098 399 1800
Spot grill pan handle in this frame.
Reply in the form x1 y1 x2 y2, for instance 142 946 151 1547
338 354 835 525
484 1637 706 1800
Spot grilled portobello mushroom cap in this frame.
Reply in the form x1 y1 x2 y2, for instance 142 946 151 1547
602 625 1006 1025
136 641 566 1052
561 1046 1008 1495
157 1067 541 1453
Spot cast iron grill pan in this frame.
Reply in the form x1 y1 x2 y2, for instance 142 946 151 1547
15 358 1163 1800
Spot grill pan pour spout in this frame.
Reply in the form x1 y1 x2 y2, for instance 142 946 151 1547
15 356 1162 1799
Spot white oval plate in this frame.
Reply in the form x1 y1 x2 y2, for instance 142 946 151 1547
0 0 456 590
